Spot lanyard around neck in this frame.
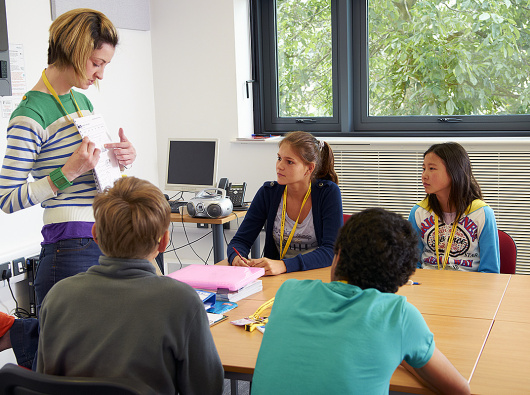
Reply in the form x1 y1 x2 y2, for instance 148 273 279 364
279 183 312 260
41 69 83 122
434 214 458 270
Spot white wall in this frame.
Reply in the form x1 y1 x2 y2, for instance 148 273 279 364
150 0 278 267
150 0 276 196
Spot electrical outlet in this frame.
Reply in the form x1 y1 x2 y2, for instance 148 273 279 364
12 257 25 276
0 261 11 281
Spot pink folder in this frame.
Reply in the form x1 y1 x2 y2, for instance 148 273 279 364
167 265 265 292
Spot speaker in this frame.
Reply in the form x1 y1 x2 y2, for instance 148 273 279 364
187 188 233 218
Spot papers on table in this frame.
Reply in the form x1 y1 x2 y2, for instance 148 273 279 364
207 313 228 327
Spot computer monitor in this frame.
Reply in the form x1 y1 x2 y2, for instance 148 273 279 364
165 138 219 193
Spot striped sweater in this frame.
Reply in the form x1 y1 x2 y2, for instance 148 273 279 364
0 90 97 225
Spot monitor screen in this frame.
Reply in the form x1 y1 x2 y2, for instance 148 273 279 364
165 138 219 193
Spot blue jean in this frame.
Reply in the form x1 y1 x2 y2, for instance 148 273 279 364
10 318 39 369
35 238 102 310
10 238 102 369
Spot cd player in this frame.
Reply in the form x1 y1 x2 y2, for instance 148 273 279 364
187 188 233 219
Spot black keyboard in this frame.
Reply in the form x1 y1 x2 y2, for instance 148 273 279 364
169 200 187 213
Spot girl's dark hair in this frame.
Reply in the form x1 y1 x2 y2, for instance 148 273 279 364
280 131 339 184
425 142 482 221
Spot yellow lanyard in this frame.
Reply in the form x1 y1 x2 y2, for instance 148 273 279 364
41 69 83 122
434 214 459 270
279 183 312 260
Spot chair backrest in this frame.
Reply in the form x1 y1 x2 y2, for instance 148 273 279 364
498 229 517 274
0 363 156 395
343 214 351 224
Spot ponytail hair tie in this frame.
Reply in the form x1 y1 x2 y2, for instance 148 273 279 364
318 140 324 151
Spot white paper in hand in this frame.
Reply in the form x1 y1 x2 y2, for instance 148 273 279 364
74 114 122 193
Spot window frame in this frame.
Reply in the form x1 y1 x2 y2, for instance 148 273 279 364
251 0 530 137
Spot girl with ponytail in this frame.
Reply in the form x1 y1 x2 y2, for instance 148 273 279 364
227 131 343 275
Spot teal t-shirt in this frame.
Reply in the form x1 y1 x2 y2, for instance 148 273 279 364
252 279 435 395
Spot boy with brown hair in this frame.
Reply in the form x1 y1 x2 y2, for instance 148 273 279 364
36 177 223 394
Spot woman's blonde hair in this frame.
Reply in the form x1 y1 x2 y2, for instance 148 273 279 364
93 177 170 259
48 8 118 83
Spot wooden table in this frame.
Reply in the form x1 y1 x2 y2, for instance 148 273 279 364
242 267 331 301
245 268 511 319
469 274 530 394
170 210 254 262
397 269 510 319
210 268 510 393
469 320 530 394
391 314 493 394
494 274 530 323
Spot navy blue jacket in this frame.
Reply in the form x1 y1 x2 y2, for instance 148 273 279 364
227 179 343 272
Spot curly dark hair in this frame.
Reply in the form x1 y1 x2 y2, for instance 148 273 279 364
333 208 419 293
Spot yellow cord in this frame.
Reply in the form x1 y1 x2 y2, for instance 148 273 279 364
244 297 275 332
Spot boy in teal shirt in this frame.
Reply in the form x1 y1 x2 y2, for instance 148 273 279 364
252 208 470 394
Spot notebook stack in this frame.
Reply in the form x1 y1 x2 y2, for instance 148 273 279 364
216 280 263 303
167 265 265 302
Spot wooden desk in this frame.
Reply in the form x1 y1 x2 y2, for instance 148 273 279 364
391 314 492 394
210 268 501 393
252 268 510 319
397 269 510 319
469 321 530 394
170 210 250 262
211 299 266 375
246 267 331 301
495 274 530 323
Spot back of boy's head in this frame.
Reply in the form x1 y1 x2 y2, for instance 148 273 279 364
333 208 419 293
92 177 170 259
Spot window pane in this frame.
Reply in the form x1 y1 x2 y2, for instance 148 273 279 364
276 0 333 117
368 0 530 117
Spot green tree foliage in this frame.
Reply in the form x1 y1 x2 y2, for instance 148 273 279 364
369 0 530 116
276 0 333 117
275 0 529 118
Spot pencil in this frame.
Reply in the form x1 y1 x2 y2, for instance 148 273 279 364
233 247 247 263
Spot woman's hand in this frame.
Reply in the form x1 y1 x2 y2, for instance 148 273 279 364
105 128 137 170
62 136 100 181
248 258 287 276
232 255 250 267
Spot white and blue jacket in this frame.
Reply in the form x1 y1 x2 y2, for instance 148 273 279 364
408 198 500 273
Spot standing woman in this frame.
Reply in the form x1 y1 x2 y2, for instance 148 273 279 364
408 142 500 273
227 131 343 275
0 9 136 307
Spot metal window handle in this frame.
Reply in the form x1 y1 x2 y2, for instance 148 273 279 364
438 118 463 123
295 119 317 123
